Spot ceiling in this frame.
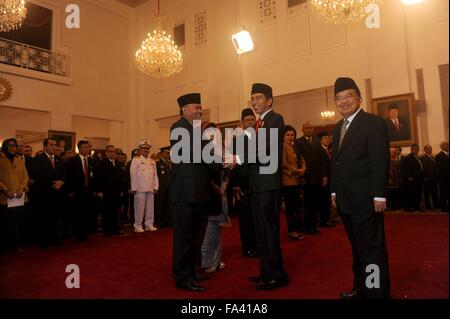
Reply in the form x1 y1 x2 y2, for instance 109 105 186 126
116 0 149 8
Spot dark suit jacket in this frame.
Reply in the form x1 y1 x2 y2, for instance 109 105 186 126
401 153 424 182
319 145 331 180
94 158 123 197
330 109 390 214
249 110 284 193
32 153 65 197
294 136 326 185
169 116 213 204
65 155 94 195
420 155 437 182
385 117 410 141
435 151 449 182
229 132 252 195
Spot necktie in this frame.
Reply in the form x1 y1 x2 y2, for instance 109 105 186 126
416 156 423 171
339 119 349 149
83 157 89 187
326 147 332 159
394 119 400 133
50 156 55 168
255 119 263 133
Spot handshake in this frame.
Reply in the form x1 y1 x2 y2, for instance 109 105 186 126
222 154 239 169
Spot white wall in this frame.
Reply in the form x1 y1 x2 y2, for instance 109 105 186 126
133 0 448 151
0 0 448 154
0 0 134 152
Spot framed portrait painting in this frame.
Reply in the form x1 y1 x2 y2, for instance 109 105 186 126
48 130 76 154
372 93 417 146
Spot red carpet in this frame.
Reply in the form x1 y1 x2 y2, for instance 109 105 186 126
0 212 448 299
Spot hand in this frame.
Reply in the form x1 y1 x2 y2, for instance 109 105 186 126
129 190 137 195
52 180 64 191
97 192 104 199
223 162 237 170
16 192 23 199
331 195 337 209
296 168 305 176
233 187 243 202
7 191 15 199
213 184 222 196
322 177 328 187
374 200 387 213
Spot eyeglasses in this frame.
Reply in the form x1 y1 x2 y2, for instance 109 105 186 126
334 93 358 103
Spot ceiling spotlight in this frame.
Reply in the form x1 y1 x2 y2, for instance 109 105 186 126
231 30 254 55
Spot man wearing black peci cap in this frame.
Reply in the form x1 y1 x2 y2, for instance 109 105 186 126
247 83 288 290
169 93 212 292
385 103 411 141
330 77 391 299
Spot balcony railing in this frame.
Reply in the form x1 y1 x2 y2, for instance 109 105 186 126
0 37 69 78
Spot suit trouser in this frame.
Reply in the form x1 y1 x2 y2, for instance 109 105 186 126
251 191 288 282
439 178 449 211
102 194 121 234
318 185 331 225
304 184 321 231
404 180 423 211
35 193 59 246
171 201 206 287
134 192 154 229
71 192 92 241
282 186 303 233
340 211 391 299
237 193 256 253
423 181 440 209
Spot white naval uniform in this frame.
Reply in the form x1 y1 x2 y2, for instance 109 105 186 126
130 155 159 230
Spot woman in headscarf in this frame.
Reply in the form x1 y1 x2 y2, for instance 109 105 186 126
0 138 29 254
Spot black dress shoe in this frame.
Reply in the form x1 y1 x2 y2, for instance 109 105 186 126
243 249 258 258
256 279 288 290
195 272 210 281
320 222 335 228
249 275 261 283
340 288 365 299
305 229 321 235
176 281 206 292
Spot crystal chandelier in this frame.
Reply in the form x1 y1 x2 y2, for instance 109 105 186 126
321 88 335 120
0 0 27 32
135 0 183 78
309 0 382 26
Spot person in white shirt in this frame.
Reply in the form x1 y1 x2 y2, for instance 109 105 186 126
130 140 159 232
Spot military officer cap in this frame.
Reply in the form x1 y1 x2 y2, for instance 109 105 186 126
138 139 151 148
334 77 361 97
251 83 273 98
177 93 201 108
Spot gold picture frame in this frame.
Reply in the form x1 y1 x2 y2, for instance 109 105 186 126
48 130 76 154
372 93 417 147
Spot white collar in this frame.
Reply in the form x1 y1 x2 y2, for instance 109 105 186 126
344 108 362 126
45 152 54 159
259 108 272 121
